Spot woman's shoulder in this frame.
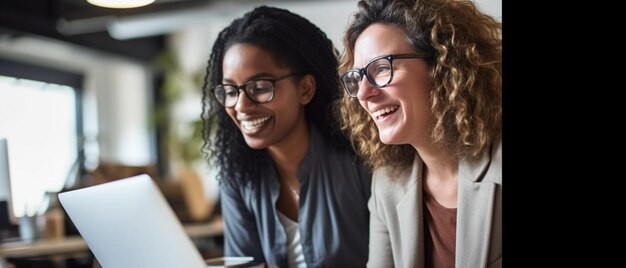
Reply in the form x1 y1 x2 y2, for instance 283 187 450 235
463 137 501 185
492 136 502 164
371 164 415 195
318 145 371 177
219 176 257 195
487 137 502 184
314 133 364 166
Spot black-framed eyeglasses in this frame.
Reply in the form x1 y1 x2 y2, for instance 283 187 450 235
213 73 302 108
340 52 433 97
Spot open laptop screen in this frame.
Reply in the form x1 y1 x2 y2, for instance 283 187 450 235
59 174 207 268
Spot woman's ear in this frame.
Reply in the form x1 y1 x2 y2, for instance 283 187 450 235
299 74 316 105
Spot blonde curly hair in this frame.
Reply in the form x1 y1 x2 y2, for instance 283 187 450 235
335 0 502 172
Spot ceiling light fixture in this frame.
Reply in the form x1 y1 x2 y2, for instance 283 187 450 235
87 0 156 9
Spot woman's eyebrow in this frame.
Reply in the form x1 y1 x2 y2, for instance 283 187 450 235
222 72 276 84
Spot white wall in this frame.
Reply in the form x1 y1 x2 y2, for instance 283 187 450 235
474 0 502 21
167 0 501 86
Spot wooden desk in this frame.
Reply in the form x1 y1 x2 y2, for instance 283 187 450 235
0 216 223 268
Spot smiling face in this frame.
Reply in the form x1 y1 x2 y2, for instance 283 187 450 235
222 43 312 150
353 23 434 147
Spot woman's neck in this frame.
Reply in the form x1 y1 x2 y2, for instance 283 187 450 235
269 119 310 222
415 142 459 208
267 119 310 181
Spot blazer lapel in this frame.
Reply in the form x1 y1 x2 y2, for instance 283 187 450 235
456 144 496 268
396 157 424 268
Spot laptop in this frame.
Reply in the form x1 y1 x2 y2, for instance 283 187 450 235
58 174 209 268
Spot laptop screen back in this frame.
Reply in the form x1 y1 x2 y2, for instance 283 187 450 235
58 174 207 268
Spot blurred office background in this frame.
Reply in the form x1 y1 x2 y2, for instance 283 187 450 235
0 0 500 267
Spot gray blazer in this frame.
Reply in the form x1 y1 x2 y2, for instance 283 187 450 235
367 139 502 268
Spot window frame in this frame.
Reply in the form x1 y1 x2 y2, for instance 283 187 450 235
0 57 85 189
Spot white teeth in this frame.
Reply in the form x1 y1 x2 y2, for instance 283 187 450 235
372 105 399 118
241 116 271 129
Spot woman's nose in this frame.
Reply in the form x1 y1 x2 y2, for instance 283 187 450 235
234 90 255 112
356 78 380 101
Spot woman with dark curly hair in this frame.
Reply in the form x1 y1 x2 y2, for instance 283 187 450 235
336 0 502 267
201 6 371 268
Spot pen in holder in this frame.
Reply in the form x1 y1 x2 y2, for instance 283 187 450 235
18 214 40 241
18 191 65 241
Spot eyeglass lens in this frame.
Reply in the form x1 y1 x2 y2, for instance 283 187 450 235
342 57 392 97
215 80 274 107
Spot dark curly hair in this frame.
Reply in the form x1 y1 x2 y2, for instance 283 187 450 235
337 0 502 172
201 6 349 187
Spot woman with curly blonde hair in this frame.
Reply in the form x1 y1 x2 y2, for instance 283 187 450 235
336 0 501 267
